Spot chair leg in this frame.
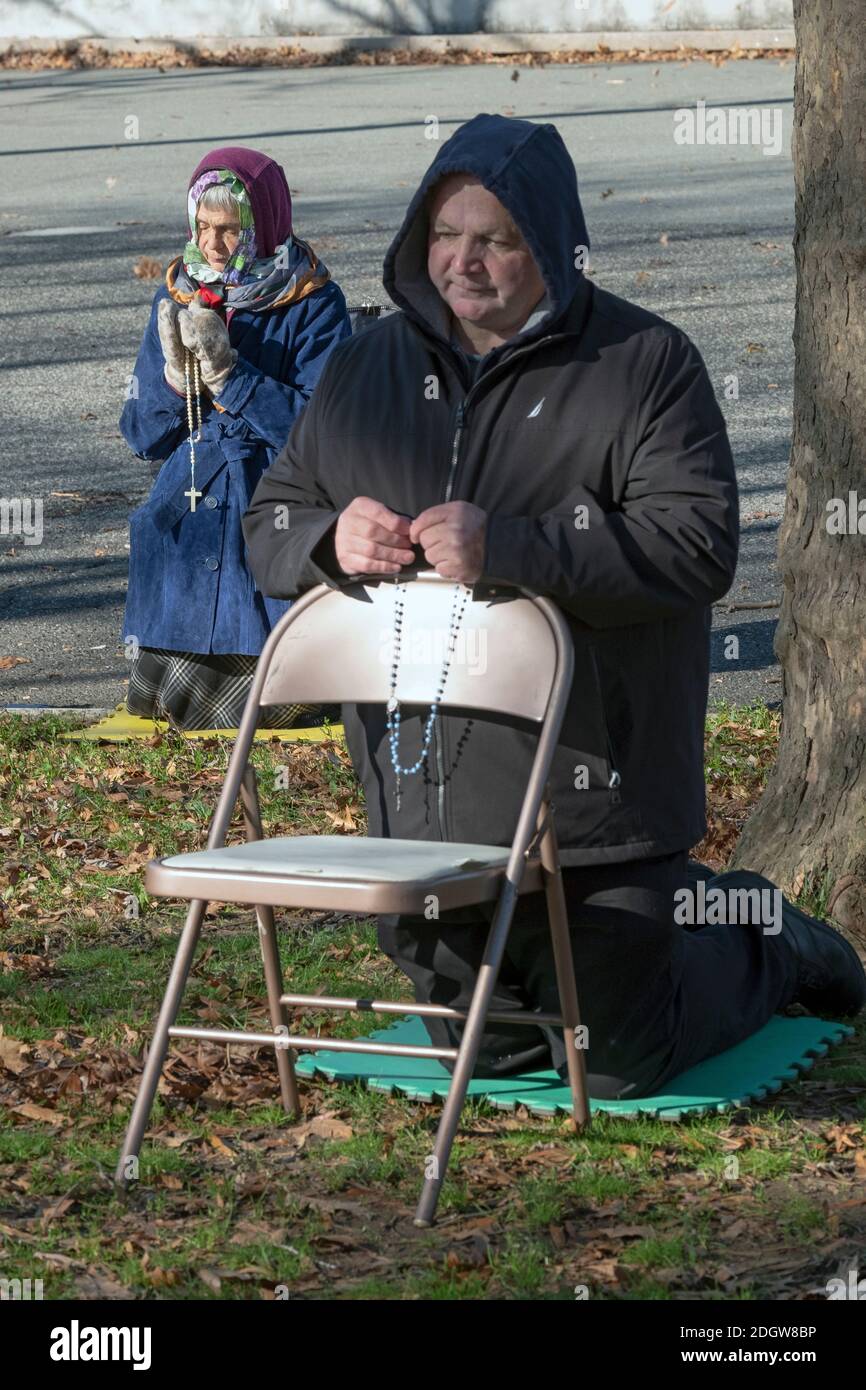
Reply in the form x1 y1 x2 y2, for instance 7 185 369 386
254 905 301 1116
538 805 591 1131
114 897 208 1190
413 879 522 1228
240 763 301 1117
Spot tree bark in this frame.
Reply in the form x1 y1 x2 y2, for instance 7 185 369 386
730 0 866 946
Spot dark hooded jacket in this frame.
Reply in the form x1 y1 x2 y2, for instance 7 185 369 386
242 114 739 865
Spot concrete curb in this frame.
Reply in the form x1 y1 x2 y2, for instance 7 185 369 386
3 706 112 720
0 30 796 59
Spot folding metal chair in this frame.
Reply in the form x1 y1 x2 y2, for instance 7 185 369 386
114 570 590 1227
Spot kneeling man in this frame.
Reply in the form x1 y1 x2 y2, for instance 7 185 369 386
243 114 865 1097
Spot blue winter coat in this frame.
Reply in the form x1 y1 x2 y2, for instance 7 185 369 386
120 264 351 655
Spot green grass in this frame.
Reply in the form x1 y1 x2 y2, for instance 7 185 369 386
703 700 780 783
0 707 864 1300
0 712 358 930
0 917 407 1047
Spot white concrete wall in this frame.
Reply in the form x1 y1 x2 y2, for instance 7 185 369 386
0 0 794 40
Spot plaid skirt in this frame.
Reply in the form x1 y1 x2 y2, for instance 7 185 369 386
126 646 338 731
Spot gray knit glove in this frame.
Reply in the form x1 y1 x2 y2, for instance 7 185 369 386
178 295 238 396
157 299 187 393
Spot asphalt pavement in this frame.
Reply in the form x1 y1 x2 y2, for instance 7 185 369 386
0 58 795 712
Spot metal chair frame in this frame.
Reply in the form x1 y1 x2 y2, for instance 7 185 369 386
114 570 590 1227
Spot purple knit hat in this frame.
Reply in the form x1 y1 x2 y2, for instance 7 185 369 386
187 145 293 256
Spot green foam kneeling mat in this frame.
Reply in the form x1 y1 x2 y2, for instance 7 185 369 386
294 1015 855 1119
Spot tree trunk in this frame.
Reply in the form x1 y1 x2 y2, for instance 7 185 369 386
730 0 866 946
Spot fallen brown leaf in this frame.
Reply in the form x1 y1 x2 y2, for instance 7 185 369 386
145 1266 180 1287
0 1035 31 1073
824 1124 861 1154
293 1194 366 1217
444 1233 490 1269
0 952 54 976
13 1102 66 1127
133 255 163 280
74 1271 136 1300
39 1197 77 1225
208 1133 237 1158
286 1113 353 1149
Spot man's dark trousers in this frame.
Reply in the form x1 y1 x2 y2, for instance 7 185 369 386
377 852 800 1099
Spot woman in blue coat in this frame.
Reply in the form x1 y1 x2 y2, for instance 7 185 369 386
120 144 351 728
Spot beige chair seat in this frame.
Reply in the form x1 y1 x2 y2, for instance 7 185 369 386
148 835 543 914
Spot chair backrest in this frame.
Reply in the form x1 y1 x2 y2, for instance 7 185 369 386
257 572 569 722
209 573 574 863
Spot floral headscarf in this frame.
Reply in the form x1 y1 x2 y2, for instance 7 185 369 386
182 168 258 286
170 156 332 314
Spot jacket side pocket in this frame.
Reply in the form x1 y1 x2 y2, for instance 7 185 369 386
587 644 622 806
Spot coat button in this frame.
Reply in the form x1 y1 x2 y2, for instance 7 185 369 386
204 556 219 570
204 495 218 509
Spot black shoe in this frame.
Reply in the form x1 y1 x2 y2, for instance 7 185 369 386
780 895 866 1018
288 704 341 729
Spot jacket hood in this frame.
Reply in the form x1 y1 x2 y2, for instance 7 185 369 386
187 145 293 258
382 114 591 350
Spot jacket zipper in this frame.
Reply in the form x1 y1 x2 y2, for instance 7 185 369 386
432 336 567 837
588 646 622 805
441 329 569 503
433 398 467 837
444 401 466 503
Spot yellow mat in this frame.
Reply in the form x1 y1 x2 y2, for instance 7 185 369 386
59 703 345 744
